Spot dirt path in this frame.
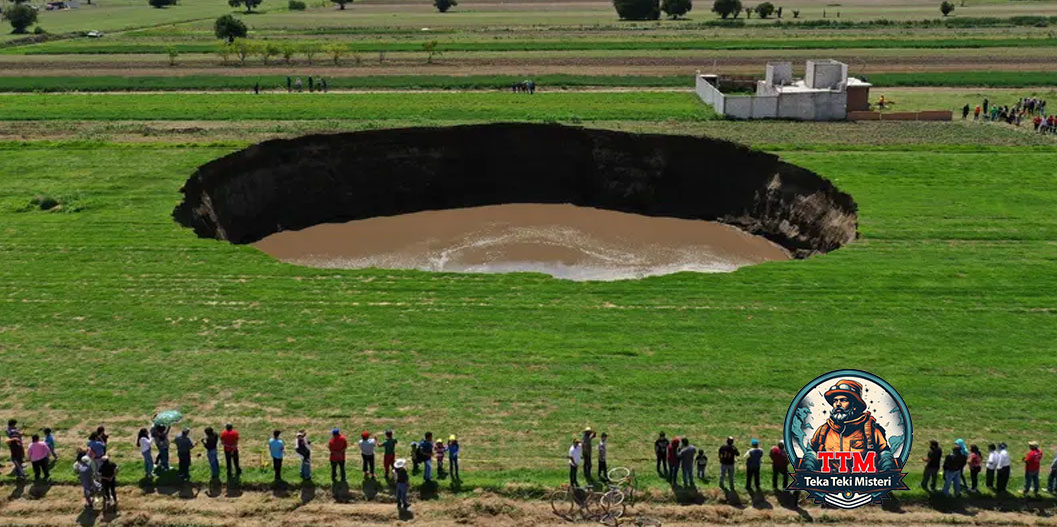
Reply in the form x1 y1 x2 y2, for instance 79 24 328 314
2 482 1056 527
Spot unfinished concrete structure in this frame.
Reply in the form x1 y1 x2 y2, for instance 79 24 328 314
696 60 871 121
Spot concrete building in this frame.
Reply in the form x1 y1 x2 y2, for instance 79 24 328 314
696 60 871 121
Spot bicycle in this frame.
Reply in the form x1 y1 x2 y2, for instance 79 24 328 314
548 484 625 523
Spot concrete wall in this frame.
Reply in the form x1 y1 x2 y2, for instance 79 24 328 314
697 73 847 120
776 91 847 121
695 75 725 114
806 60 847 90
766 62 793 86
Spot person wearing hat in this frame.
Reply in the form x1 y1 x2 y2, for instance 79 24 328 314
381 430 398 480
174 428 195 481
358 431 377 479
447 435 460 481
745 439 763 493
568 438 582 487
581 427 596 482
718 436 739 490
433 437 447 479
942 440 967 497
804 379 896 472
393 458 410 511
328 428 348 483
75 455 97 508
996 442 1012 492
1024 441 1043 497
220 423 241 479
296 430 312 481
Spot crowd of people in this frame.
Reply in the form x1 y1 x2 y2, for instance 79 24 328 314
5 418 461 514
961 97 1055 134
920 440 1055 498
648 433 790 493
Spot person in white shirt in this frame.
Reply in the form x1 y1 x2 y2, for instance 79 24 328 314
996 442 1012 493
568 439 582 488
985 443 998 490
137 428 153 479
358 431 377 479
1047 449 1057 494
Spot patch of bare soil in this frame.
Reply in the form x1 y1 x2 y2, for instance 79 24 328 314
1 484 1056 527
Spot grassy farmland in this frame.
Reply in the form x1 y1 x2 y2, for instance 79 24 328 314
2 0 1057 522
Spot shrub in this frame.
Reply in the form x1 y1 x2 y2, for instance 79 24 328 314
233 38 255 65
423 40 441 63
331 0 349 9
281 42 296 63
325 43 344 64
434 0 457 12
214 14 247 42
166 46 178 66
288 0 306 8
661 0 692 18
4 4 37 34
755 1 774 17
940 0 954 16
33 25 44 34
227 0 262 13
613 0 660 20
792 8 799 17
712 0 740 18
148 0 176 7
301 41 320 63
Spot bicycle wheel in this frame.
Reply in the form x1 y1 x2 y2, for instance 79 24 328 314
581 489 604 521
608 466 631 484
549 488 576 520
601 489 625 514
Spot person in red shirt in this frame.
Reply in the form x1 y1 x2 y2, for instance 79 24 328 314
770 440 790 490
666 437 680 486
328 428 348 483
220 423 241 479
1024 441 1043 496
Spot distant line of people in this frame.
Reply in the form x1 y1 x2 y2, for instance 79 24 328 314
283 75 329 93
921 440 1053 498
962 97 1054 134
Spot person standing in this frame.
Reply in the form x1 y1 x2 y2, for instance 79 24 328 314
220 423 241 479
381 430 398 480
996 442 1012 492
770 440 789 490
286 76 292 93
269 430 285 483
1047 447 1057 494
678 438 696 488
75 455 97 509
329 428 348 483
419 433 435 482
921 440 942 492
597 433 609 482
295 78 303 93
447 435 460 481
174 429 194 481
745 439 763 493
87 432 106 470
968 444 982 492
359 431 377 479
433 438 446 479
27 434 51 481
98 456 118 511
296 430 312 481
942 441 967 497
1024 441 1043 497
696 449 708 482
654 433 670 477
201 427 220 481
6 420 26 480
985 443 998 490
43 427 58 462
394 458 410 512
137 429 153 479
152 423 171 473
308 76 314 93
253 81 260 95
667 437 680 486
581 428 595 482
321 77 328 93
718 437 739 491
568 438 582 488
410 441 421 474
962 104 970 120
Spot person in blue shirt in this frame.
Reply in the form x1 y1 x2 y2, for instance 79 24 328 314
447 435 460 481
43 428 57 462
87 432 106 470
269 430 285 482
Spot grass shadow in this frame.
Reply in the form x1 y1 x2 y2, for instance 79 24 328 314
27 479 51 499
75 506 98 527
272 479 290 498
206 478 223 498
362 477 381 501
225 476 243 498
750 489 773 510
418 479 440 501
301 479 316 504
332 480 352 503
8 479 26 500
672 485 705 505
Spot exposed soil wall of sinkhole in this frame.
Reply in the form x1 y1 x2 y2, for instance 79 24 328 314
173 123 858 259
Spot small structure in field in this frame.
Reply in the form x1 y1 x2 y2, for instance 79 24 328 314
696 60 871 121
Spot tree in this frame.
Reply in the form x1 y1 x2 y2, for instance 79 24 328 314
233 38 254 65
711 0 741 19
325 43 344 65
661 0 691 18
301 41 320 64
754 1 774 18
228 0 262 13
166 46 179 66
744 5 751 17
216 41 233 64
433 0 457 12
3 4 37 34
940 0 954 16
791 8 798 17
260 40 280 64
214 14 247 42
613 0 660 20
281 42 296 64
148 0 177 8
288 0 306 9
331 0 350 9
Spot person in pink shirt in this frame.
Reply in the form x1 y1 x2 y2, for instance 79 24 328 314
1024 441 1044 496
27 434 52 481
434 439 446 478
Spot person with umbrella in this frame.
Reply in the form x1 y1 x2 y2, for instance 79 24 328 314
152 410 182 474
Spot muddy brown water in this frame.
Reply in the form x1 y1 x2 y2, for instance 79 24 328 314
253 204 790 281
